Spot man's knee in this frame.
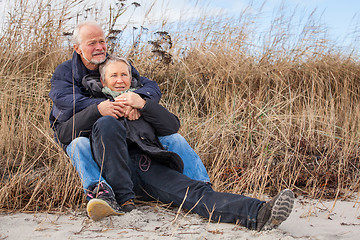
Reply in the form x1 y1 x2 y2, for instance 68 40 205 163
68 137 90 148
66 137 90 156
160 133 186 145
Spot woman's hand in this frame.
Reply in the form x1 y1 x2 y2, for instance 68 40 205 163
113 92 144 120
115 92 146 109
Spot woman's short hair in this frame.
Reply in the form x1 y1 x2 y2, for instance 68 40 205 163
99 55 132 81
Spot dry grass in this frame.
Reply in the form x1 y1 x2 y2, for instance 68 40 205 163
0 0 360 212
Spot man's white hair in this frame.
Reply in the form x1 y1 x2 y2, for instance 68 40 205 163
72 21 103 46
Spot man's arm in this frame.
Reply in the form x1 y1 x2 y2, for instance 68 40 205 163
134 76 162 102
130 65 162 102
56 103 101 145
49 64 105 123
56 99 127 145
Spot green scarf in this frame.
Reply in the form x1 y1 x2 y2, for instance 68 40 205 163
102 86 136 99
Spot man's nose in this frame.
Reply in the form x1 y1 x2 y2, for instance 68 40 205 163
94 42 105 50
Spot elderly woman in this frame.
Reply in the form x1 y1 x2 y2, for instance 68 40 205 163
66 55 294 231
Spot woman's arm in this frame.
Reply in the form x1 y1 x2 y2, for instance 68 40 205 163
116 92 180 136
139 100 180 136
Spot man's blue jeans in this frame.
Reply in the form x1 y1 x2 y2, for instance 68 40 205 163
66 134 210 194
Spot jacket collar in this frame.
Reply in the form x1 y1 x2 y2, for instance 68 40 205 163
71 51 98 84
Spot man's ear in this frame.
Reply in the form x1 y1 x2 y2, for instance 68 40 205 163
74 44 81 55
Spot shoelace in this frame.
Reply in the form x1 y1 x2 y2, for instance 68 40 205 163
121 199 135 206
87 182 110 199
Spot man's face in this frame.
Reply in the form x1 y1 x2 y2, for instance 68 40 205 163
102 61 131 92
74 24 107 70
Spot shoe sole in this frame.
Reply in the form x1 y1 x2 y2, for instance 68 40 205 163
262 189 294 231
87 199 124 221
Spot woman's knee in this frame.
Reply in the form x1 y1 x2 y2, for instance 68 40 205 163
93 116 126 136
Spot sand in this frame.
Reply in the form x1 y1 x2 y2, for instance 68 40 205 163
0 196 359 240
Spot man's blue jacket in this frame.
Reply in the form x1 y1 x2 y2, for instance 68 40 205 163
49 52 162 129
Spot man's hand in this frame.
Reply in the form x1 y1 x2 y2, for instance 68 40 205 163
115 92 146 109
97 100 126 118
126 108 141 120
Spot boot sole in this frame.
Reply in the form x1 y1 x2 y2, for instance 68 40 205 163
262 189 295 231
87 199 124 221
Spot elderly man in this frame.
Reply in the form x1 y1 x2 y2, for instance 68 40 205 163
63 55 294 231
49 21 209 213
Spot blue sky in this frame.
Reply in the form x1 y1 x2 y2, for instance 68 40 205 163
132 0 360 49
210 0 360 44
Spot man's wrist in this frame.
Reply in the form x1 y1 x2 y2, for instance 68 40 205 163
95 102 104 116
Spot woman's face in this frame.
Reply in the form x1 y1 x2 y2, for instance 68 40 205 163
103 61 131 92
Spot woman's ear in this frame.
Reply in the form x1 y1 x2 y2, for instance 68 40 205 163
100 77 105 87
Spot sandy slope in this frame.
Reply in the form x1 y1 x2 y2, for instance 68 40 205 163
0 197 359 240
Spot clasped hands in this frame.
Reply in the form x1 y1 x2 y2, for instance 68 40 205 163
97 92 146 120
